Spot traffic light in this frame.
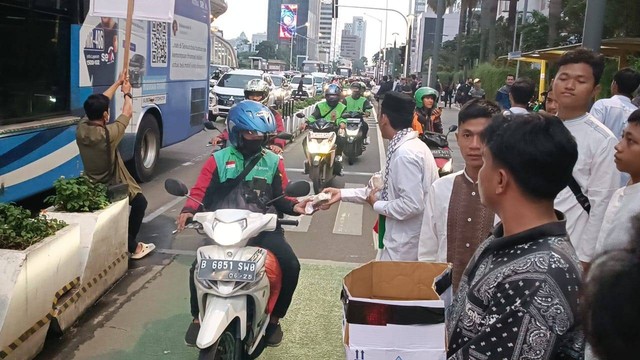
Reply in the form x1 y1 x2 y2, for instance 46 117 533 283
332 0 338 19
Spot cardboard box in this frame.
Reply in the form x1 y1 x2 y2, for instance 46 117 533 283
342 261 452 360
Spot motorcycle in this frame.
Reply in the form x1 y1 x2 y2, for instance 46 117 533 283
419 124 458 177
165 178 310 360
339 111 366 165
296 113 340 194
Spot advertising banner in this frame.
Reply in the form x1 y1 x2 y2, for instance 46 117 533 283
89 0 176 22
279 4 298 40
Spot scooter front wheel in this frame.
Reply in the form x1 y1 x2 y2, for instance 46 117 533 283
310 165 322 194
198 324 243 360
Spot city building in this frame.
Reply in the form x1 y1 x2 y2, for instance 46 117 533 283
251 32 267 52
340 27 362 61
351 16 367 58
319 0 333 63
496 0 549 18
267 0 322 66
229 32 251 53
411 3 460 74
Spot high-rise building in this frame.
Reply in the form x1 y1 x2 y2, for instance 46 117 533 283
319 0 333 63
251 32 267 52
340 28 362 61
351 17 367 58
267 0 322 65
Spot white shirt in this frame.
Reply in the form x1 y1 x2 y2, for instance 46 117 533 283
418 170 500 262
504 106 529 115
340 131 439 261
594 182 640 255
590 94 638 139
555 113 620 262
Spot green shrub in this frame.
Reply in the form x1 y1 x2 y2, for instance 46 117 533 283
0 203 67 250
45 176 110 212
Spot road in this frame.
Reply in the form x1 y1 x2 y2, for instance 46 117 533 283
37 105 463 360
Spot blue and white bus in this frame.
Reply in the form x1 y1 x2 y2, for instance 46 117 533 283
0 0 210 203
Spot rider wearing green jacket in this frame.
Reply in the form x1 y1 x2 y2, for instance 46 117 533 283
342 81 372 144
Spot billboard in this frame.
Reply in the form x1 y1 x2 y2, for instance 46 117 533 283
279 4 298 40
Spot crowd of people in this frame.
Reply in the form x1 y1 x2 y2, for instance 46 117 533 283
74 46 640 359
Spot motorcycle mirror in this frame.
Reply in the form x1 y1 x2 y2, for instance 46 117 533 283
276 132 294 140
285 180 311 197
295 113 306 119
448 125 458 133
164 178 189 197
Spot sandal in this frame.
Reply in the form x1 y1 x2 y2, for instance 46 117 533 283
131 242 156 259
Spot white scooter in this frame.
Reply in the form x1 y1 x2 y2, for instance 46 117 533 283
165 179 310 359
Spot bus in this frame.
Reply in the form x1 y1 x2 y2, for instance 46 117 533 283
0 0 210 203
302 60 329 74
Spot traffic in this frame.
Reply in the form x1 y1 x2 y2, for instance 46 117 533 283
1 1 639 360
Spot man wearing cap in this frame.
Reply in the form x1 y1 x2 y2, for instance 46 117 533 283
469 79 486 100
320 92 439 261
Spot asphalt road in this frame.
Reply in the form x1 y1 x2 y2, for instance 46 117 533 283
36 104 465 359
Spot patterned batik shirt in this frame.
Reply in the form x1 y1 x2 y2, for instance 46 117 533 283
447 213 585 360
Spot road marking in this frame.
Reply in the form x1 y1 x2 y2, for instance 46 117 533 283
371 105 386 171
285 168 375 177
333 183 364 236
143 197 184 223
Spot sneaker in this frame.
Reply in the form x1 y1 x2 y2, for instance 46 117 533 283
265 322 283 347
335 155 343 163
184 320 200 347
364 137 370 145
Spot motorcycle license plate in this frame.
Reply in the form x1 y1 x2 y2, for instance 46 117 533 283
310 132 332 139
431 149 451 158
197 259 257 282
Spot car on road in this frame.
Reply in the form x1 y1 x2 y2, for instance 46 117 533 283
271 74 292 107
291 74 316 99
210 69 276 121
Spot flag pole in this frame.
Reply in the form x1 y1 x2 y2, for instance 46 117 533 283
123 0 134 74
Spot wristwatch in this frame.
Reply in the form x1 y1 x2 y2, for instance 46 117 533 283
124 93 133 100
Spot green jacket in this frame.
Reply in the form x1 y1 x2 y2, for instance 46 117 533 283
344 96 366 112
213 146 280 185
308 101 347 125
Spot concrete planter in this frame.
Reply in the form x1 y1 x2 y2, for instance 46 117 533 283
45 199 129 332
0 224 81 360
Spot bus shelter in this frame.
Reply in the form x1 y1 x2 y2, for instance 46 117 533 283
501 37 640 99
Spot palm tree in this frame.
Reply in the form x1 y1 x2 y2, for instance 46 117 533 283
548 0 562 46
455 0 479 71
507 0 518 31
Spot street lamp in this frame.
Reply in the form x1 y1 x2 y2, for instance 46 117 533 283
363 13 384 79
288 22 309 71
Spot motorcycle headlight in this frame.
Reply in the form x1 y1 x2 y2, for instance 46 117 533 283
211 220 246 246
308 140 333 154
442 159 453 174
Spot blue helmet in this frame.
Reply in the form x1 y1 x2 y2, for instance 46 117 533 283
227 100 276 147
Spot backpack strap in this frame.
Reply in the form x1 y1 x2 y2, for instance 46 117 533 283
568 176 591 214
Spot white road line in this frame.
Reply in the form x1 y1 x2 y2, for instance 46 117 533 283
143 197 185 223
371 106 386 171
333 183 365 236
285 168 375 177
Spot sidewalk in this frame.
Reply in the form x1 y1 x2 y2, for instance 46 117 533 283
41 256 356 360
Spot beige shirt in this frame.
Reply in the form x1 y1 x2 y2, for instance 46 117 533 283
76 114 141 199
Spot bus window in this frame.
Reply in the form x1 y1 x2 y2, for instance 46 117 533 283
0 4 71 125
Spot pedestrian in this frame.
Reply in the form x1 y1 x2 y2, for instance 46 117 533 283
583 213 640 360
504 77 535 115
76 71 155 259
447 112 584 359
552 48 620 270
594 109 640 255
297 74 305 98
468 78 485 99
410 74 418 94
495 74 515 109
418 99 501 291
589 67 640 139
321 92 439 261
176 101 312 347
444 84 454 108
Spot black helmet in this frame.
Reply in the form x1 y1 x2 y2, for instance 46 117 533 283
325 84 341 107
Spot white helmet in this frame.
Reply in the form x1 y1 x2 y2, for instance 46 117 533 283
244 79 270 105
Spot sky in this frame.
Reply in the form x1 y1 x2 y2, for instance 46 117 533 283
214 0 414 61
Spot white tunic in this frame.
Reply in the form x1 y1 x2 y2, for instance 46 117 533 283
594 182 640 255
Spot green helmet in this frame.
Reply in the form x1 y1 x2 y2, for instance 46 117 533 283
414 87 439 108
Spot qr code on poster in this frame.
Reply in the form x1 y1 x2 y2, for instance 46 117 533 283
151 22 168 67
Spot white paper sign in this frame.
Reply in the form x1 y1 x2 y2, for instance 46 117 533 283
89 0 176 22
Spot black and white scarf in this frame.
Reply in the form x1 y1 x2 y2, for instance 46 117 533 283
381 128 413 201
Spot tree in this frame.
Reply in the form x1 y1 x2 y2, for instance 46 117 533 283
548 0 562 46
507 0 518 31
255 40 277 60
360 56 368 66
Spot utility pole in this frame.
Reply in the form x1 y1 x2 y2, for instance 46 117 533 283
384 0 389 76
582 0 607 52
515 0 528 78
427 0 445 88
